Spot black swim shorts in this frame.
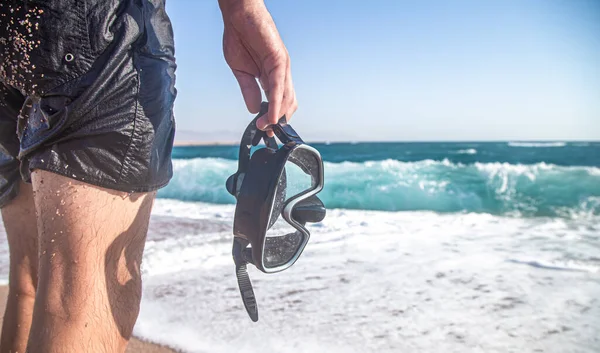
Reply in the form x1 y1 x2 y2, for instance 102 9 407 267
0 0 176 207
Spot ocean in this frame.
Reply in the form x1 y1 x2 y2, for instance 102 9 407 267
1 141 599 352
162 141 600 217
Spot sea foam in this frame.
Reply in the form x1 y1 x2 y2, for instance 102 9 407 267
158 158 600 218
130 200 600 353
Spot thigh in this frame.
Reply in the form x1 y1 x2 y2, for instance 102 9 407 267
31 170 155 340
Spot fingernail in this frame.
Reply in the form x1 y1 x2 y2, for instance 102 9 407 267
256 117 268 130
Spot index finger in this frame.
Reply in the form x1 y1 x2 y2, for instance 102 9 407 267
258 64 286 130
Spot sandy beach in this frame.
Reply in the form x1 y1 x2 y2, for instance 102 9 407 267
0 285 178 353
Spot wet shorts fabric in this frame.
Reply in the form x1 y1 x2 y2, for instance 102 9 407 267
0 0 177 208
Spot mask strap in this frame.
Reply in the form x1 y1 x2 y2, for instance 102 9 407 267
232 238 259 322
227 104 278 198
237 102 278 174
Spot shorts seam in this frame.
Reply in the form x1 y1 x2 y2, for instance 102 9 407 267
117 65 141 183
83 0 93 58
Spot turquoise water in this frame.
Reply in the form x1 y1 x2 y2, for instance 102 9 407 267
159 141 600 218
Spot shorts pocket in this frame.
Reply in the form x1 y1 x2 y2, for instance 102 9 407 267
17 94 72 158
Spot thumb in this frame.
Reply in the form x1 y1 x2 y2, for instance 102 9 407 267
233 70 262 114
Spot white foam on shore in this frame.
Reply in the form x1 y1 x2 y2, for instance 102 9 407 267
133 199 600 353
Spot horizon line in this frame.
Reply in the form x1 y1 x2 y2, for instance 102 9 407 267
173 139 599 147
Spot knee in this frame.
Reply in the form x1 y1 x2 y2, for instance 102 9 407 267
36 251 143 324
8 258 38 299
8 278 37 303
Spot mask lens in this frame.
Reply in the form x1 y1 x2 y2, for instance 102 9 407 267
263 230 304 268
262 147 321 269
287 147 320 191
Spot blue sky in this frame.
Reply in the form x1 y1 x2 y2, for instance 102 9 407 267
165 0 599 142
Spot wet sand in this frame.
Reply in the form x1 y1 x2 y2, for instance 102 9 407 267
0 285 178 353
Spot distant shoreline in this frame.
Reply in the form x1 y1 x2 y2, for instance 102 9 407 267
173 141 237 146
173 140 599 147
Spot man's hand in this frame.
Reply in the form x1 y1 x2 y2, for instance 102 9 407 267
219 0 297 136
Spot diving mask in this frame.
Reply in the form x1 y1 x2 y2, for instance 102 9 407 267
226 102 326 322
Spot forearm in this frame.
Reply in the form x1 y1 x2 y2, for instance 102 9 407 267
219 0 296 124
218 0 280 56
218 0 267 18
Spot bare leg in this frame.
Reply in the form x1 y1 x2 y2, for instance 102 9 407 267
0 182 38 353
27 170 155 353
